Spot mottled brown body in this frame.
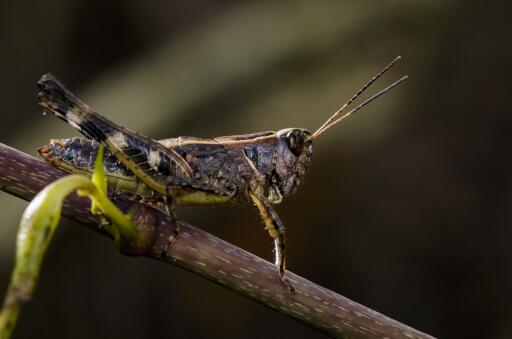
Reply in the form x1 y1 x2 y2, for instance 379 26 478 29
37 57 406 292
37 74 316 292
38 131 312 207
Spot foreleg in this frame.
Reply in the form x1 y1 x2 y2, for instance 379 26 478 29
249 191 294 292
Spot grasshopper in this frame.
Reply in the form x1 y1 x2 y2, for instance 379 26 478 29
37 56 407 292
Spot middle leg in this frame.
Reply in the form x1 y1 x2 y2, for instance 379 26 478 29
161 183 179 257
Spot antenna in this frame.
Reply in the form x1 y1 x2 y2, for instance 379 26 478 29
312 56 406 139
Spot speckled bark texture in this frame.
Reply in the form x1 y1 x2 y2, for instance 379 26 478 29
0 143 434 339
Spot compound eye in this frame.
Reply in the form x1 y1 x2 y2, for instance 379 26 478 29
287 130 305 157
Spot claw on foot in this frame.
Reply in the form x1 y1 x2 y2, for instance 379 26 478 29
281 275 295 293
160 221 180 258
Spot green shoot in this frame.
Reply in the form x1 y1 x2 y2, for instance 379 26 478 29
0 145 139 339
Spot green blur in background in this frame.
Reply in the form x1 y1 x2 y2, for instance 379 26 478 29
0 1 510 338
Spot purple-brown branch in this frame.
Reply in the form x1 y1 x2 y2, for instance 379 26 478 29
0 142 434 339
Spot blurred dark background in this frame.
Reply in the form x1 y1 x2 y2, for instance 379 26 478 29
0 1 511 338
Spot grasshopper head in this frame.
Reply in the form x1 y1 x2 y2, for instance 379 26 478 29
272 57 408 198
275 128 313 197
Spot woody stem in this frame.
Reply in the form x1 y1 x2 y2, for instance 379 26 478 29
0 142 434 339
